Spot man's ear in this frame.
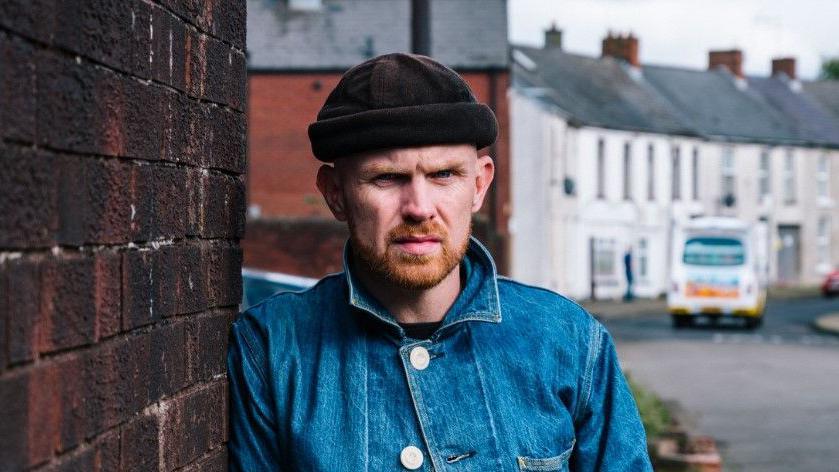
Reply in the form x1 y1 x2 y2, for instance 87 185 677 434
472 155 495 212
316 164 348 221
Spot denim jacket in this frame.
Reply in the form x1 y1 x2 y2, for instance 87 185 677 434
228 238 652 471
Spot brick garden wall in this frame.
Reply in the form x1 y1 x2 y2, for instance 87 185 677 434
0 1 246 470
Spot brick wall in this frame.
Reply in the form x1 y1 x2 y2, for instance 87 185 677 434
0 1 246 470
245 69 511 274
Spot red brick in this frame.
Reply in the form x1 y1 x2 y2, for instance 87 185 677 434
0 144 58 249
94 251 121 340
0 0 54 45
201 174 245 239
58 157 136 246
175 243 208 315
6 257 42 364
162 381 226 470
184 27 208 101
44 430 120 472
120 412 160 470
205 244 243 308
0 363 61 469
122 248 177 330
212 0 246 50
51 0 152 78
0 32 36 143
181 448 228 472
208 106 246 173
39 255 97 353
187 310 233 382
151 6 187 91
154 165 190 239
242 219 348 277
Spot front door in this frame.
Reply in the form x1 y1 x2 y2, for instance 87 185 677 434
777 225 801 284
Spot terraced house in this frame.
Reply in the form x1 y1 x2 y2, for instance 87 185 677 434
511 28 839 299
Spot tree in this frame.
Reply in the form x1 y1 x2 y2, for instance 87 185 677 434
820 58 839 80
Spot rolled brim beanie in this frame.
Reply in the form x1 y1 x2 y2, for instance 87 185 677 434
308 53 498 162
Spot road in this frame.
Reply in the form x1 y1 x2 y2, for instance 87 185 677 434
599 297 839 472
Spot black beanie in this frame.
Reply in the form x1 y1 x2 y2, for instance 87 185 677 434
308 53 498 162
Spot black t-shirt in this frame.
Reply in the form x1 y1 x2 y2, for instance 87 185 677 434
399 321 442 340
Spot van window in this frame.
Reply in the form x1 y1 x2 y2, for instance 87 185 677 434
683 237 744 266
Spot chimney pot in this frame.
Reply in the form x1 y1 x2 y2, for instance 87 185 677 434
544 23 563 49
772 57 796 80
601 32 640 67
709 49 744 78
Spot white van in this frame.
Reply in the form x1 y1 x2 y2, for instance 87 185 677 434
667 217 767 329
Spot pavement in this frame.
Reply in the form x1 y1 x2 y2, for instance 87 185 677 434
812 312 839 336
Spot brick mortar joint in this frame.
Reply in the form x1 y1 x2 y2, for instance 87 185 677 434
0 306 238 372
143 0 246 55
0 238 243 259
0 23 247 114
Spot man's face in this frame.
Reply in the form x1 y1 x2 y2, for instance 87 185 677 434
317 144 494 290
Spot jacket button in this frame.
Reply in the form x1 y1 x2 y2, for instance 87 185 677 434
409 346 430 370
400 445 424 470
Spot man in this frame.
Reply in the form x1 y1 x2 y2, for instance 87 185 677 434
228 53 652 471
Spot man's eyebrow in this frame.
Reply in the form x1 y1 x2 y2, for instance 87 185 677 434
359 164 406 175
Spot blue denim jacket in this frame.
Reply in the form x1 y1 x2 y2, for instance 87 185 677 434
228 238 652 471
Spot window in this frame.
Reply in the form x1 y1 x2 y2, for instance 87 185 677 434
596 138 606 199
721 147 736 206
647 144 655 201
683 237 745 266
671 145 681 200
623 142 632 200
783 149 796 205
818 154 830 199
638 238 648 279
758 149 771 201
289 0 322 11
594 238 616 277
691 146 700 200
818 216 831 265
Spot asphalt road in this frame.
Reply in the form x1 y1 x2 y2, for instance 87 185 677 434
600 296 839 472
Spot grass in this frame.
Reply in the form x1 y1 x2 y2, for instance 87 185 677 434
626 372 672 441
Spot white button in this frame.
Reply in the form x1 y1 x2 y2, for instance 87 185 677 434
400 445 424 470
409 346 430 370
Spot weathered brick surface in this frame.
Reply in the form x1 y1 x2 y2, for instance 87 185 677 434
1 1 245 469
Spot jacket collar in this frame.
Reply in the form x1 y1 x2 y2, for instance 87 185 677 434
343 236 502 336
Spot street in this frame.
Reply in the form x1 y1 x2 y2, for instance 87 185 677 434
599 297 839 472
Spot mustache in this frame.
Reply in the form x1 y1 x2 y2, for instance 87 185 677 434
387 221 448 242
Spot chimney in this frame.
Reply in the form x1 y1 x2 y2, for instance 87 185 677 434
601 32 639 67
772 57 796 80
544 23 562 49
709 50 743 78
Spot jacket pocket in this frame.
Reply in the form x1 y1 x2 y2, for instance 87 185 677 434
516 440 575 471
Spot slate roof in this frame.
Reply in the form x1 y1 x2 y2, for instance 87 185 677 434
512 45 839 148
247 0 508 71
512 46 694 136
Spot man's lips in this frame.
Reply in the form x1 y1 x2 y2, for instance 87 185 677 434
393 235 442 255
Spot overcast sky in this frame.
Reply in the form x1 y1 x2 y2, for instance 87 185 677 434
509 0 839 80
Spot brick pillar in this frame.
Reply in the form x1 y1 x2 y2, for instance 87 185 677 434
0 1 246 470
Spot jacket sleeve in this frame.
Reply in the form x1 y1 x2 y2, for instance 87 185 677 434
227 315 283 471
570 322 653 471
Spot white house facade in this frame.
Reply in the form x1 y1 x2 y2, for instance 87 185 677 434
511 33 839 300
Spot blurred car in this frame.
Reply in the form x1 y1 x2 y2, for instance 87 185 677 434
822 270 839 298
241 268 318 310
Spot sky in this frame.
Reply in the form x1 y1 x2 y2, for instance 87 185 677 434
509 0 839 80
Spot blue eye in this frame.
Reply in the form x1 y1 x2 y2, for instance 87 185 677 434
432 170 453 179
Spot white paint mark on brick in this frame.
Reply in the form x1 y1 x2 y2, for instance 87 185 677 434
131 204 136 221
131 10 136 29
0 252 24 263
169 30 173 81
75 56 82 65
188 274 194 290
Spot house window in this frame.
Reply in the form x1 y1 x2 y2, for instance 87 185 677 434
692 146 700 200
818 154 830 199
597 138 606 199
818 216 831 266
594 238 616 277
721 147 736 206
647 144 655 201
638 238 649 279
623 141 632 200
758 149 771 201
671 145 681 200
783 149 796 205
289 0 322 11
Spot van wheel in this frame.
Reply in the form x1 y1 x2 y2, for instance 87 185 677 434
745 317 763 330
672 315 691 328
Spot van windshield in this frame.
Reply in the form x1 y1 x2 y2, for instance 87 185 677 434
683 237 745 266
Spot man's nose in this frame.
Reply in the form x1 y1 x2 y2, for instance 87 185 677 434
401 178 435 222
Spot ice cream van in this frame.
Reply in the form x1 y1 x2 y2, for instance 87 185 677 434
667 217 767 329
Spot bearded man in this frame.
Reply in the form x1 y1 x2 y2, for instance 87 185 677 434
228 53 652 471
